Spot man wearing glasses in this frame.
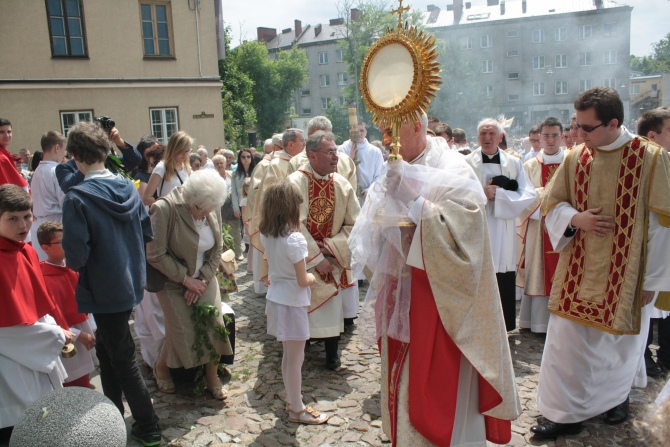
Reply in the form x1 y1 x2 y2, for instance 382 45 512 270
523 125 543 162
516 117 566 335
531 87 670 438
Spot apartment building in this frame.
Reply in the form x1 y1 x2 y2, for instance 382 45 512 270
630 73 670 124
0 0 225 152
423 0 632 130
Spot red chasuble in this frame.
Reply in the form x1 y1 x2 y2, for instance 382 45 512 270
39 262 87 327
0 146 29 188
0 236 68 328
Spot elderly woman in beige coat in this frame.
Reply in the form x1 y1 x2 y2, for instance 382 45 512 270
147 169 232 400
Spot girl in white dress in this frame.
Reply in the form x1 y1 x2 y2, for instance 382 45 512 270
259 180 329 425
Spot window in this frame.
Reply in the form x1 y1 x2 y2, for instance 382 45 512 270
579 52 592 66
318 51 329 64
320 74 330 87
555 81 568 95
507 50 519 57
555 27 567 41
339 96 346 107
460 37 472 50
321 98 331 110
506 30 518 38
579 25 592 39
336 49 344 63
603 77 616 88
533 82 546 96
480 35 492 48
508 94 520 101
580 79 593 92
604 50 617 64
555 54 567 68
486 85 493 97
482 60 493 73
532 56 545 70
302 107 312 115
630 84 640 94
46 0 87 57
532 29 545 43
604 23 617 37
338 72 348 86
60 110 93 135
140 2 174 57
150 108 178 143
508 72 519 80
300 89 311 96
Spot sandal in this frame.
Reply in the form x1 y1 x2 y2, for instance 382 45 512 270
153 368 175 394
206 384 227 400
288 406 329 425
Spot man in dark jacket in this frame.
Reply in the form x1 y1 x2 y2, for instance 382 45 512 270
61 121 160 447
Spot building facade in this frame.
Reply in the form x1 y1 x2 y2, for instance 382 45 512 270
423 0 632 131
0 0 225 153
629 73 670 124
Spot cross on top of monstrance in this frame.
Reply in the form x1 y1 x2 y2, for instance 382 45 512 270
391 0 410 28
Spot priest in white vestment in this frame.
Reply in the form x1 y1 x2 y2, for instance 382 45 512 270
516 117 567 333
531 87 670 439
350 114 520 446
465 119 537 332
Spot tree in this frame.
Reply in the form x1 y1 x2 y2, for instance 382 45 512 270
630 32 670 75
325 103 350 144
219 27 255 149
228 41 308 139
428 40 498 138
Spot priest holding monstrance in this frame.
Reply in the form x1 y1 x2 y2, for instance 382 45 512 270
348 2 520 446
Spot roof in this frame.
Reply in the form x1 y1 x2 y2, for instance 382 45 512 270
423 0 631 28
266 23 347 51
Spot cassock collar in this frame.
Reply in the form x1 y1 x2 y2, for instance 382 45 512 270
280 150 293 159
542 149 564 164
306 163 331 180
482 149 501 164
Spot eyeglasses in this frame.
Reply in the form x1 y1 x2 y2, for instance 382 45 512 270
318 150 339 157
575 122 606 133
44 240 63 245
240 155 252 159
541 133 561 139
529 138 541 143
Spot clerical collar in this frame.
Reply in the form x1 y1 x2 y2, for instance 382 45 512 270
542 148 563 164
482 149 501 164
598 126 633 151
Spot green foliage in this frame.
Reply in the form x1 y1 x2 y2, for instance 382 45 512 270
630 32 670 75
229 41 308 139
220 27 256 150
190 302 231 395
221 223 234 251
325 103 350 144
428 40 499 138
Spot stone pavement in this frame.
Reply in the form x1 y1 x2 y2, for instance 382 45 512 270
120 260 667 447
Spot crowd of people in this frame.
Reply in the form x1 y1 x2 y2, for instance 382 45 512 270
1 90 670 446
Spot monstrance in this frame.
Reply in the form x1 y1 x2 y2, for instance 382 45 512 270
359 0 441 161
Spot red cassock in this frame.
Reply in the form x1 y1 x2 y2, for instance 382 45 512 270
39 262 87 327
0 146 29 188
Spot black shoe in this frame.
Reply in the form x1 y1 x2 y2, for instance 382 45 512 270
325 358 342 371
131 423 162 447
646 356 664 378
604 397 629 425
530 421 582 438
344 318 356 327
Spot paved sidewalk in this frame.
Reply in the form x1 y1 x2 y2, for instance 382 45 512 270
121 261 666 446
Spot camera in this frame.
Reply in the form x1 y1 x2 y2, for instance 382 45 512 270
94 116 116 130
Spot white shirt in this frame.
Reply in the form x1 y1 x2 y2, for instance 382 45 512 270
262 232 311 307
153 161 188 198
30 160 67 260
338 138 384 192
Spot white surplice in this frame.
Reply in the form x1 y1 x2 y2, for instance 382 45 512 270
29 161 66 260
465 148 537 273
538 129 670 423
0 315 67 428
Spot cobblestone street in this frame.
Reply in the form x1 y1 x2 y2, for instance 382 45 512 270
99 261 670 446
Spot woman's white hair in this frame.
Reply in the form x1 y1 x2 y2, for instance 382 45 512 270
182 169 227 211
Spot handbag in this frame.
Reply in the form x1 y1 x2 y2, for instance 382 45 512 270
145 196 177 292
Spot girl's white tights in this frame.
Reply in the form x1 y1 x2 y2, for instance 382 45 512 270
282 340 306 413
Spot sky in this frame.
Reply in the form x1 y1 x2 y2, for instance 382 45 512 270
223 0 670 56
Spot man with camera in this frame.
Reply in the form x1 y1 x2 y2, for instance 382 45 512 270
56 117 142 193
